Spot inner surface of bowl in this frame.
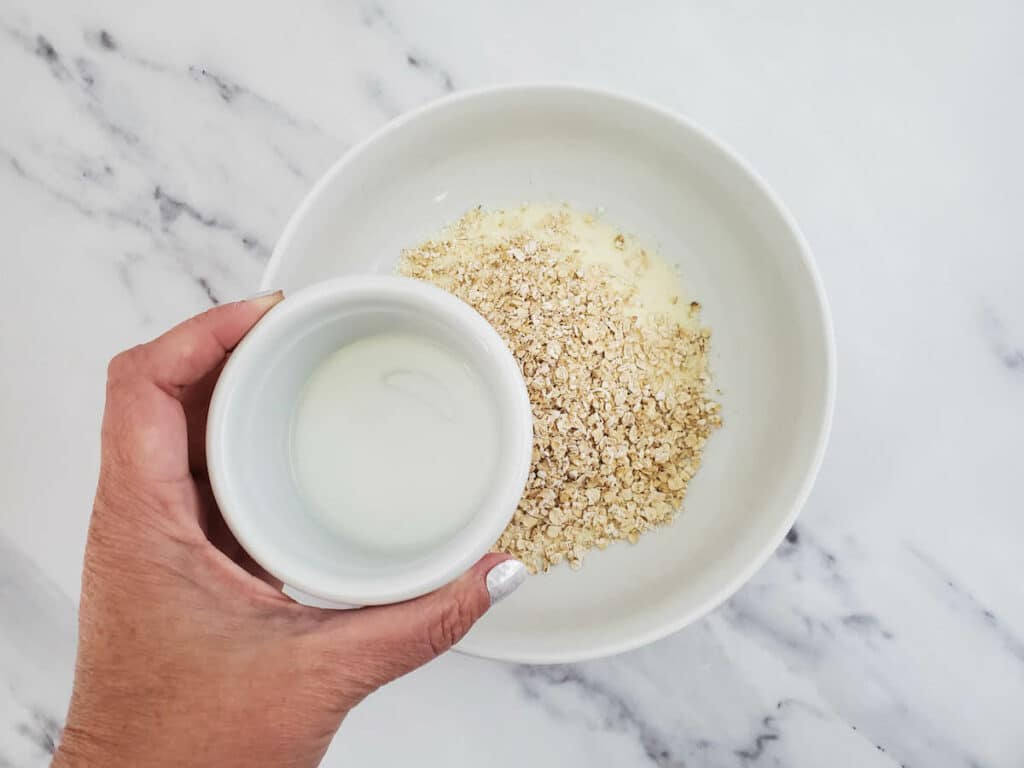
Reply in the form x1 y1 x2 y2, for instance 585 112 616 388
263 85 834 661
208 278 531 605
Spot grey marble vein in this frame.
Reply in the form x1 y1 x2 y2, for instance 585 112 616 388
506 635 893 768
0 537 74 768
0 13 338 317
1 15 335 274
980 305 1024 373
358 1 401 34
5 29 148 149
83 26 333 140
908 545 1024 664
403 51 455 93
514 664 684 767
363 76 405 120
0 147 230 309
358 0 458 98
97 28 116 51
15 712 61 758
153 185 271 260
724 526 1005 768
733 721 778 763
0 146 135 226
184 64 336 137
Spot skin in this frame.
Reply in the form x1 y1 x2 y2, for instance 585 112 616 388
52 293 509 768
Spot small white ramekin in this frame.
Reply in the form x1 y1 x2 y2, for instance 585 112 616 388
206 276 533 606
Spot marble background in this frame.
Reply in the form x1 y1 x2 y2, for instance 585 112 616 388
2 1 1022 766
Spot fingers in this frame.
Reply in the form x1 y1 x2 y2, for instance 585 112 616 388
99 292 284 485
315 555 527 689
116 292 283 397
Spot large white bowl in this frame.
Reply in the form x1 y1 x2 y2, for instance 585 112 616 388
261 84 835 663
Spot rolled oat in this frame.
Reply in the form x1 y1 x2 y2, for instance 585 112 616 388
398 205 721 572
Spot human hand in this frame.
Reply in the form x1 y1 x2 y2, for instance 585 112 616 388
52 294 526 768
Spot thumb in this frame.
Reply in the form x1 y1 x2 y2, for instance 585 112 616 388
117 290 284 397
325 555 527 685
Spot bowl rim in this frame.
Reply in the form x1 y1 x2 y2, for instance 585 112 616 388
260 83 837 663
206 274 535 606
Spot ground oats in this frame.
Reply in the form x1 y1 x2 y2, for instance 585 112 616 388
398 205 721 572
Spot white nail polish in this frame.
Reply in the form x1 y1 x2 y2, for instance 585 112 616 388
246 288 281 300
486 560 527 605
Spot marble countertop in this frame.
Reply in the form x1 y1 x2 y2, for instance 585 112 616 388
2 1 1022 766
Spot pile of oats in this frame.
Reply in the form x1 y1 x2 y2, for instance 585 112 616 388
398 206 721 572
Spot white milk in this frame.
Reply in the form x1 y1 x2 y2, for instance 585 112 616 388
290 333 499 554
432 203 699 332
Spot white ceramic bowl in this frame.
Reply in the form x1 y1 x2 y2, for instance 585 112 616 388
206 276 533 607
262 84 835 662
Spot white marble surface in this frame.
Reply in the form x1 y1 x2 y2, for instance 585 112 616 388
1 1 1022 765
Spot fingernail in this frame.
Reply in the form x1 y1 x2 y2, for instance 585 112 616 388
486 559 527 605
246 289 284 309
